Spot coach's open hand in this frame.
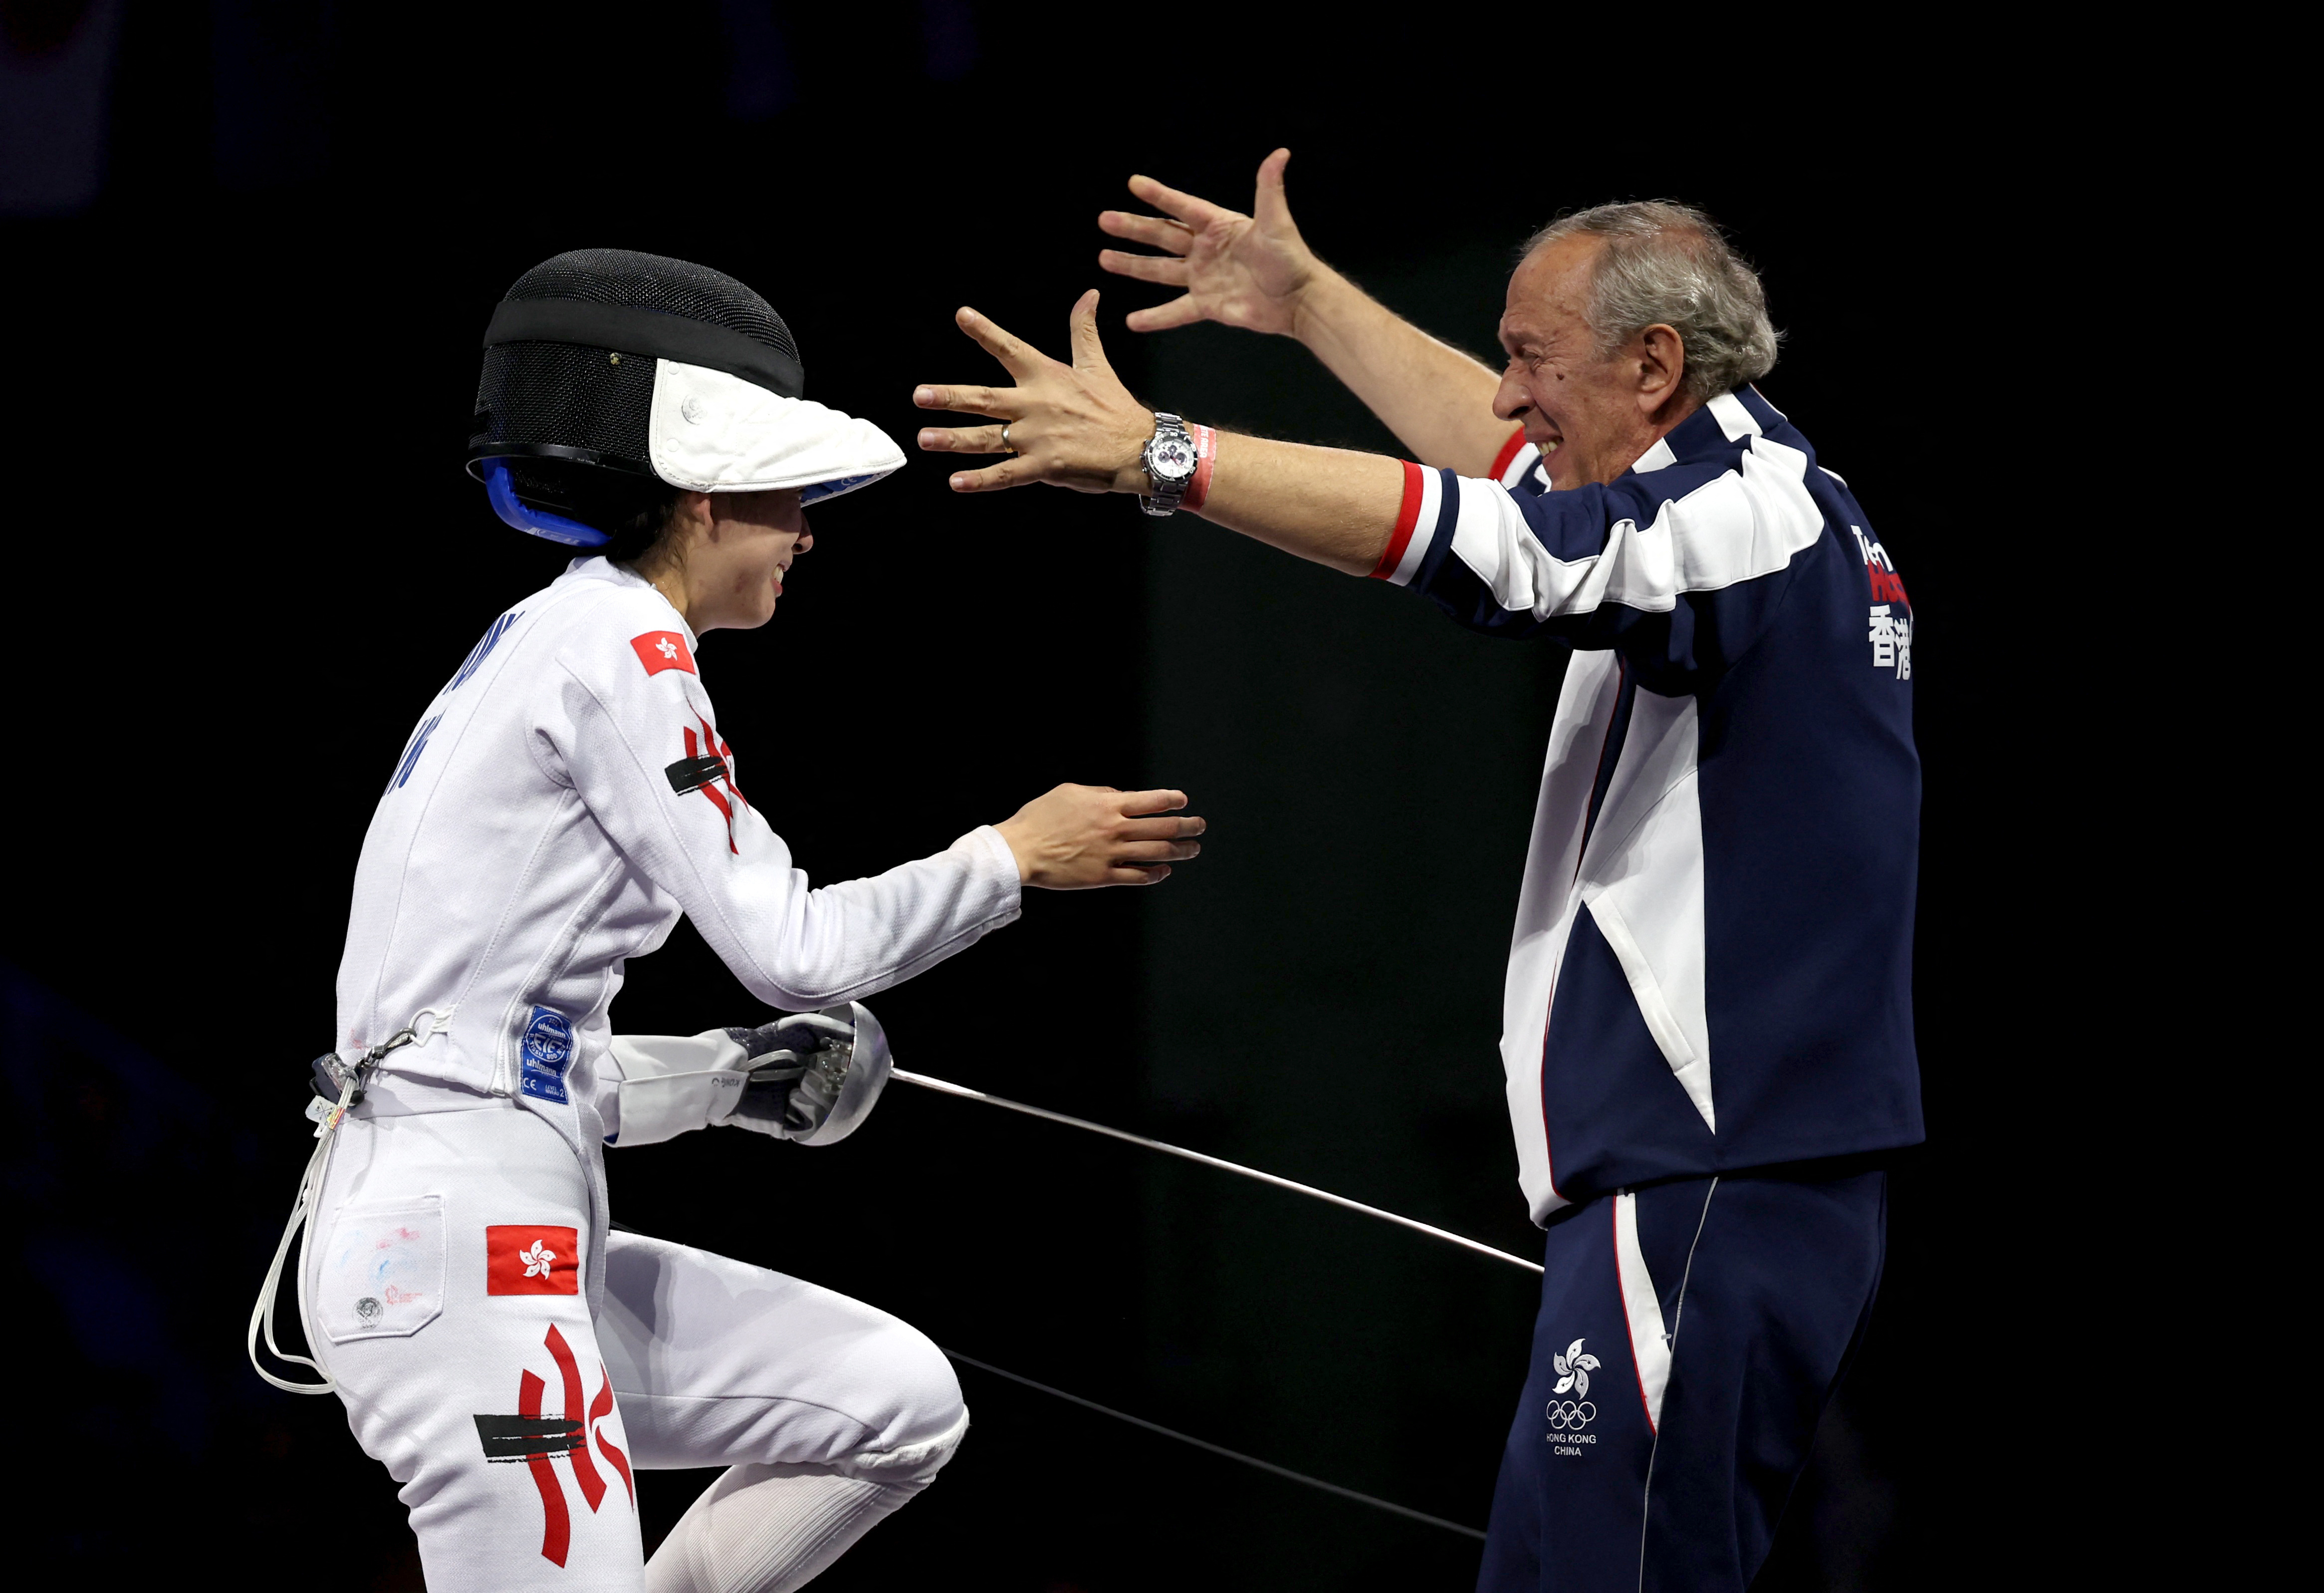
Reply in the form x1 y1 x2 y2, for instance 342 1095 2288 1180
914 252 1409 575
913 291 1154 496
1097 148 1317 336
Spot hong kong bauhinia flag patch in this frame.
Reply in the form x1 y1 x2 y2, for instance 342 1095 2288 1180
486 1225 581 1295
630 631 696 677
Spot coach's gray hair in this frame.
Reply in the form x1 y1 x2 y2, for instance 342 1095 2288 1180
1525 202 1779 401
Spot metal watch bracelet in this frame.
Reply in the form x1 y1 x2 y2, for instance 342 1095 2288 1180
1140 412 1198 518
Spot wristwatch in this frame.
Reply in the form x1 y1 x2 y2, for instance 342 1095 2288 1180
1140 413 1199 517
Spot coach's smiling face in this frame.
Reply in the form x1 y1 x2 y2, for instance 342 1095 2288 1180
1494 235 1697 492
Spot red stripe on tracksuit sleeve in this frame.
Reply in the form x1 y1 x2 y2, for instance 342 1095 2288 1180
1368 462 1427 580
1488 426 1528 482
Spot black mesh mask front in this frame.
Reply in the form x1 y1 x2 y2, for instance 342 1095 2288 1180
467 249 801 525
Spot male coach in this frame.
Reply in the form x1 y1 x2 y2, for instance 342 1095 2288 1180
910 153 1922 1592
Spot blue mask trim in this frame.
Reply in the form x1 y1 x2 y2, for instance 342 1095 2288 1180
800 473 883 506
482 458 612 548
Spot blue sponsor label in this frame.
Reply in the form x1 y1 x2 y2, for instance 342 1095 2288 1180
519 1006 573 1104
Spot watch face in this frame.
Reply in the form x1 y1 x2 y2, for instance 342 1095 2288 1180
1148 436 1198 483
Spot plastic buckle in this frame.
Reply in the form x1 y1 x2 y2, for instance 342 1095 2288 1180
310 1052 365 1106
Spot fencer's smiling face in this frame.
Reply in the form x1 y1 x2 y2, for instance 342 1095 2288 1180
1493 236 1687 492
712 488 811 630
651 488 812 634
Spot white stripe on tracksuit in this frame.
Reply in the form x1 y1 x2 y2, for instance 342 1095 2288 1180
1613 1192 1671 1433
1385 399 1825 1221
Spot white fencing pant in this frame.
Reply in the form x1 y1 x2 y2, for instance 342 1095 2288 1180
304 1091 965 1592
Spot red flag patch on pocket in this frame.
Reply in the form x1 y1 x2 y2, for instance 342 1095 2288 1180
630 631 696 677
486 1225 581 1296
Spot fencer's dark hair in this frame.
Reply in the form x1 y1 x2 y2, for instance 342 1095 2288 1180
466 248 800 544
598 480 686 568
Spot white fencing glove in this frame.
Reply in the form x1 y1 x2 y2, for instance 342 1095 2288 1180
606 1002 892 1148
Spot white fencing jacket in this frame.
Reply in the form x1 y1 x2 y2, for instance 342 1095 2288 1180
333 556 1022 1122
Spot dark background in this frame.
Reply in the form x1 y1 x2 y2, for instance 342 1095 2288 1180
2 4 2078 1588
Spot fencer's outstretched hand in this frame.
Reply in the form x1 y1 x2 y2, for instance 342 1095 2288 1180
914 292 1155 496
1097 149 1319 336
994 785 1204 888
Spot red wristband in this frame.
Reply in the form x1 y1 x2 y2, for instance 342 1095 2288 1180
1182 423 1217 513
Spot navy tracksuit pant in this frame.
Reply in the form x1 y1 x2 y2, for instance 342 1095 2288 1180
1477 1167 1886 1593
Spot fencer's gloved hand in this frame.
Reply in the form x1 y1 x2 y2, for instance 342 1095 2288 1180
728 1011 855 1137
727 1005 893 1147
605 1002 893 1149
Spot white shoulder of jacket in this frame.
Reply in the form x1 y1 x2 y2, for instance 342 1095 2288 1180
527 563 704 691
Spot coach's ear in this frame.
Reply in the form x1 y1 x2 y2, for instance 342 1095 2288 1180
1632 323 1686 416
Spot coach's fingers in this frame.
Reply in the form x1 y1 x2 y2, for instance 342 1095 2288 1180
1128 173 1227 228
944 459 1035 493
1068 290 1108 371
1116 787 1188 815
1104 864 1172 885
1252 147 1294 225
916 423 1010 455
1098 210 1193 254
954 305 1047 376
912 383 1017 418
1124 295 1207 333
1099 249 1190 286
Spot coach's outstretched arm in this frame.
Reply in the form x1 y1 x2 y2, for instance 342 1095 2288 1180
1097 149 1511 477
913 265 1699 567
915 291 1403 575
911 266 1809 687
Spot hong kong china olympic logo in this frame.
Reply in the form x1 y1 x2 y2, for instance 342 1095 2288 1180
1547 1338 1601 1431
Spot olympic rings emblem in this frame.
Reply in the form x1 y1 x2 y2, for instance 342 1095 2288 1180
1546 1399 1596 1431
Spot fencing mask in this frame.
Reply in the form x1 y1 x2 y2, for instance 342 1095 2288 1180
465 249 904 547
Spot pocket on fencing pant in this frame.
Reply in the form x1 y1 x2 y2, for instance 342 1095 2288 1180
315 1196 447 1342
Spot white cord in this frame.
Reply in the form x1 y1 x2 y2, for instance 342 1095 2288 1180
245 1086 350 1394
943 1347 1488 1541
250 1031 1541 1411
889 1069 1544 1275
246 1007 456 1396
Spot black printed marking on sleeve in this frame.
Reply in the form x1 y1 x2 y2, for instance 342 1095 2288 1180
665 754 727 796
474 1414 584 1461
